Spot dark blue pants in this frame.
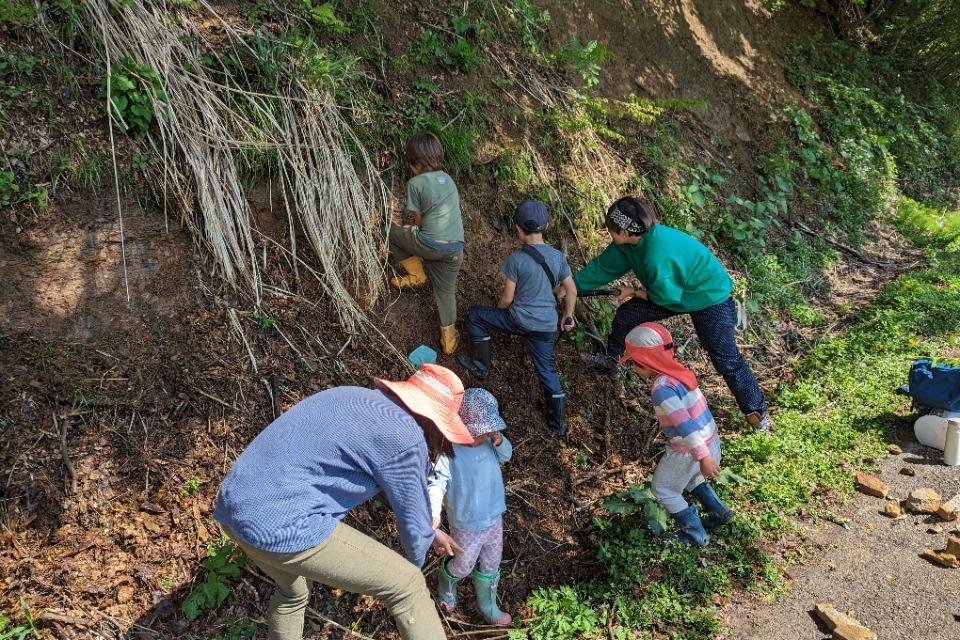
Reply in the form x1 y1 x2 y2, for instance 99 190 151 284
465 306 563 397
607 297 766 415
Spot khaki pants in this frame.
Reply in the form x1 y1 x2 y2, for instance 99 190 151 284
229 522 446 640
389 224 462 326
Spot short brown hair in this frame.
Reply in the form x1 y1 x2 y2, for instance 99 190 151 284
405 132 444 172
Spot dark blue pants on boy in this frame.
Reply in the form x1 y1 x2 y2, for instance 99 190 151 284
607 297 766 416
465 306 562 397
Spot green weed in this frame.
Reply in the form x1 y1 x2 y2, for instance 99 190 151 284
897 196 960 249
253 312 275 330
213 619 256 640
181 476 203 496
492 142 536 189
502 0 550 54
181 538 247 621
551 38 611 88
411 15 485 73
526 586 599 639
106 58 167 139
54 140 108 192
0 1 34 24
0 171 19 207
300 0 350 34
0 599 41 640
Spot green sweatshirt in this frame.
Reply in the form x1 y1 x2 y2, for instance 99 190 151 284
573 224 732 312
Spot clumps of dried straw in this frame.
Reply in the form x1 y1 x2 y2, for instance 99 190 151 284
82 0 389 333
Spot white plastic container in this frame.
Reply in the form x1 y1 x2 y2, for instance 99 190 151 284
914 412 955 450
944 418 960 466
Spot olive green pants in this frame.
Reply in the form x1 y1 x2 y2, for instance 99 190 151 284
229 522 446 640
389 224 462 326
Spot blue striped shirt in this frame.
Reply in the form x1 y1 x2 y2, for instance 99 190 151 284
213 387 435 566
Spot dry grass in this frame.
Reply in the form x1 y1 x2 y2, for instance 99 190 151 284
82 0 389 334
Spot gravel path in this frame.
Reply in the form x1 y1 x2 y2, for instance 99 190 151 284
725 433 960 640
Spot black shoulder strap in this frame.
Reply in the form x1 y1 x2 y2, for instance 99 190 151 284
520 244 557 289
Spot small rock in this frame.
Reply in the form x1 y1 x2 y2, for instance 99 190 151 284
816 604 871 631
905 488 943 514
947 536 960 557
816 604 877 640
937 494 960 522
828 561 837 571
854 472 888 498
928 525 943 534
882 503 902 518
921 548 960 568
887 444 903 454
899 466 916 476
833 621 878 640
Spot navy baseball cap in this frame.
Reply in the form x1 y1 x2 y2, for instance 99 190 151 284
514 199 549 233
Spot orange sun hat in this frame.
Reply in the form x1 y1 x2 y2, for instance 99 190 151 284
373 363 474 445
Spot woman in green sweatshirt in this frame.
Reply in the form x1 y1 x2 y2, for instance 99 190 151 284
574 197 771 431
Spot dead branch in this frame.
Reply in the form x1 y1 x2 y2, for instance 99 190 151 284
53 408 77 495
39 611 92 626
793 221 893 267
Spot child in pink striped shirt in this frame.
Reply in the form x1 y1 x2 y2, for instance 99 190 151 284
619 322 735 547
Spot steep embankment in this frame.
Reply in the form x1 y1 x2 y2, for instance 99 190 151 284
1 1 957 639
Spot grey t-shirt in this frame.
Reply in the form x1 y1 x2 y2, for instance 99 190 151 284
501 244 571 332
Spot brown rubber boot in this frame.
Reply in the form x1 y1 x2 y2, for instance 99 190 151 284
440 324 460 355
389 256 428 289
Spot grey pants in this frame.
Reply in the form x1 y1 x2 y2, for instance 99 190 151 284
389 224 462 326
228 522 446 640
651 437 722 514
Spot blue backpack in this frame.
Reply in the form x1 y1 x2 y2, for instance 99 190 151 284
900 359 960 411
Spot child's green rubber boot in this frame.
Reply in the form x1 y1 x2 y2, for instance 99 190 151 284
472 568 512 626
437 558 462 613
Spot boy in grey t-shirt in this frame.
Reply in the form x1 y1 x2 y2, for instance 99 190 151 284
456 200 578 436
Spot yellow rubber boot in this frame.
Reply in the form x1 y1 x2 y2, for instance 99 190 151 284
440 324 460 355
390 256 428 289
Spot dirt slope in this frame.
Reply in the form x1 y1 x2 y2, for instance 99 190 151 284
0 1 906 639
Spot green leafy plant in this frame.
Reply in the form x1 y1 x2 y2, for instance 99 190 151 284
254 312 275 330
0 599 41 640
181 476 203 496
181 539 247 621
601 482 670 536
411 16 484 72
552 38 611 88
0 1 34 24
503 0 549 53
300 0 350 34
214 619 256 640
526 585 598 639
106 58 167 138
0 171 19 207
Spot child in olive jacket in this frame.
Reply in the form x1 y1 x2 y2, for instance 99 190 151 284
389 132 465 355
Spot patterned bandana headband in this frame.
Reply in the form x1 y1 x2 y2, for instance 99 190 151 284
608 206 646 234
